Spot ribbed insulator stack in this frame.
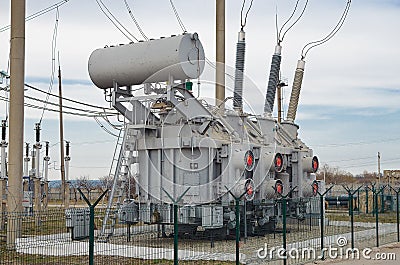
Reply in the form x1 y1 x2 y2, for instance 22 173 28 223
286 60 305 122
264 45 282 114
233 30 246 112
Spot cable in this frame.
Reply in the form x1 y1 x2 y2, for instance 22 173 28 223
169 0 187 33
94 0 139 42
94 116 120 137
24 83 114 110
4 59 10 121
314 137 400 148
70 165 110 169
240 0 254 30
99 111 124 129
278 0 300 39
301 0 351 58
123 0 148 41
0 0 71 33
74 140 116 145
25 94 115 115
0 95 116 118
339 157 400 169
39 8 60 124
279 0 309 43
324 155 376 164
205 57 235 80
275 5 279 44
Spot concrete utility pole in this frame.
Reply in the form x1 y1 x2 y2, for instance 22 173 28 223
7 0 26 250
58 65 68 208
215 0 225 109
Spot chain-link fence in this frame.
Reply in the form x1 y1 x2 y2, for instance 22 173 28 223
1 184 399 265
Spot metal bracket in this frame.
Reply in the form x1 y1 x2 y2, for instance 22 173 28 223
112 82 159 124
167 86 212 121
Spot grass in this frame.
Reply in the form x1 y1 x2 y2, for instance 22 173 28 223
327 212 399 223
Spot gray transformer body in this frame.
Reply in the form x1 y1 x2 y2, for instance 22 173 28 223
89 33 322 237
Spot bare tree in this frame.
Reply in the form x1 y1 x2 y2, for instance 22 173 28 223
99 175 113 192
97 173 137 201
76 175 96 200
316 164 355 184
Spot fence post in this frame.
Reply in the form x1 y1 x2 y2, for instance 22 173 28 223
372 185 375 217
320 196 324 256
244 200 247 243
388 185 400 242
316 185 334 259
174 203 178 264
235 197 240 265
276 186 297 265
225 185 252 265
162 187 191 265
78 188 108 265
368 185 386 247
375 192 379 247
349 193 354 248
282 196 287 265
377 186 385 247
397 192 399 242
365 186 369 214
343 185 362 250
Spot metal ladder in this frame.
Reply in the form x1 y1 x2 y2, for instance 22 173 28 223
98 127 133 242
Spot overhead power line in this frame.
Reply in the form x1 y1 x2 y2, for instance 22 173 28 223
25 94 112 115
240 0 254 30
95 0 139 42
39 8 60 124
123 0 148 40
277 0 309 43
24 83 113 111
0 95 116 118
301 0 352 58
168 0 187 33
339 157 400 170
314 137 400 148
324 155 376 164
0 0 71 33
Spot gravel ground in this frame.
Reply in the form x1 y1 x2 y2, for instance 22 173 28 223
108 222 369 264
6 219 396 265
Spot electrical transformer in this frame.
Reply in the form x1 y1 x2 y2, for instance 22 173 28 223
89 33 321 238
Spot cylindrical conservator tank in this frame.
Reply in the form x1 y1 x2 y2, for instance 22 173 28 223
88 33 205 89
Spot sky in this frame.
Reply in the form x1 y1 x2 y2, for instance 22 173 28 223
0 0 399 180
